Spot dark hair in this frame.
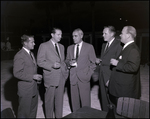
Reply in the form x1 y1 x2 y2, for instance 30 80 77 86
21 34 34 45
51 27 61 34
104 26 116 36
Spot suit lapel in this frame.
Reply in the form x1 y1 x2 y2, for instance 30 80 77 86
30 52 36 65
49 40 59 56
22 48 36 65
58 43 63 60
49 40 62 60
103 39 117 55
121 42 134 55
77 42 85 61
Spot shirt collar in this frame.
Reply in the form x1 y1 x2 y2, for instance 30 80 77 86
108 37 115 46
51 39 58 46
23 47 30 54
76 41 83 46
123 40 134 50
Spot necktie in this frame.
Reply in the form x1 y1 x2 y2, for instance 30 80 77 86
76 44 79 60
55 43 60 58
104 42 109 52
29 51 34 60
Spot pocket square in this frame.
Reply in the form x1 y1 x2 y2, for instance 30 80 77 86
119 55 122 59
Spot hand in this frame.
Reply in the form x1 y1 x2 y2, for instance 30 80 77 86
105 80 109 87
33 74 42 81
96 58 102 65
53 61 61 69
110 58 118 66
69 59 77 67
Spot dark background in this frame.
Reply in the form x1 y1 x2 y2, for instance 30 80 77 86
1 0 149 64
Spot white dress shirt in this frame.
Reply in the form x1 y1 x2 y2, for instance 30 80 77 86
74 41 83 59
23 47 30 54
122 40 134 50
51 39 61 58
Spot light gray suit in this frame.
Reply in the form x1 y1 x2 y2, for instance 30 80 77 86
13 48 38 118
37 40 68 118
66 41 96 112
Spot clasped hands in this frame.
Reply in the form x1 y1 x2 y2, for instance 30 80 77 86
33 74 42 84
69 59 77 67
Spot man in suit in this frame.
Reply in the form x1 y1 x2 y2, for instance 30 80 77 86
96 26 122 111
65 28 97 112
37 28 68 118
13 34 42 118
109 26 141 106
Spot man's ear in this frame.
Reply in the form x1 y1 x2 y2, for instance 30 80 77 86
126 33 131 39
111 32 115 37
51 33 53 37
24 42 27 46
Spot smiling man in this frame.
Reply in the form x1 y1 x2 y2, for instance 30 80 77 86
109 26 141 108
13 34 42 118
37 28 68 118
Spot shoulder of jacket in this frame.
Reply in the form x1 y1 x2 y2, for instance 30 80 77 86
83 42 92 46
14 49 25 58
68 44 74 48
58 43 64 47
40 41 50 47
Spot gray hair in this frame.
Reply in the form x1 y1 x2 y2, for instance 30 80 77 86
73 28 84 36
126 26 137 38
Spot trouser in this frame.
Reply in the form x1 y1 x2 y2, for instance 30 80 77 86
44 78 65 118
109 94 118 114
71 80 91 112
17 94 38 118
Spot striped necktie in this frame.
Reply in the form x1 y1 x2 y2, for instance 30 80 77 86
104 42 109 52
29 51 34 60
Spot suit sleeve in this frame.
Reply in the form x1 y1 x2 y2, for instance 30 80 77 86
37 44 53 71
13 55 33 82
65 46 71 68
89 45 97 72
116 48 140 73
115 43 123 58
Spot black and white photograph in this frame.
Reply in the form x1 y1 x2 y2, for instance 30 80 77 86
1 1 149 118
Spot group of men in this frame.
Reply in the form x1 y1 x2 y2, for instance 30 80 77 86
13 26 141 118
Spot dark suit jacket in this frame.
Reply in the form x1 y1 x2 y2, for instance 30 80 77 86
37 40 68 88
13 48 38 97
109 42 141 98
100 38 122 84
66 42 97 85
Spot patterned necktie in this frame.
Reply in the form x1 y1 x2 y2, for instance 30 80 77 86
29 51 34 60
76 44 79 60
55 43 60 58
104 42 109 52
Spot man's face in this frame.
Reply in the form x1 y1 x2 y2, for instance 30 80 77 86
24 37 35 50
72 31 83 44
51 29 62 43
102 28 113 42
120 27 128 44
